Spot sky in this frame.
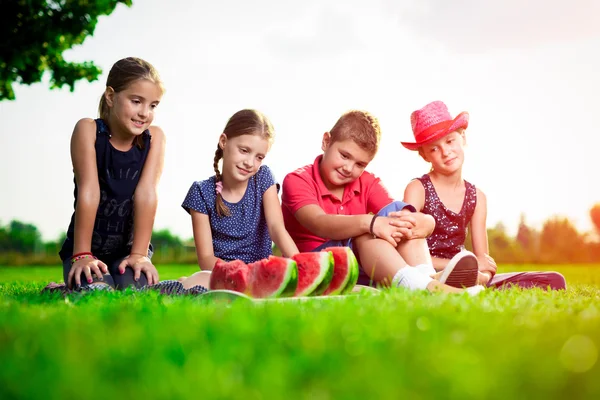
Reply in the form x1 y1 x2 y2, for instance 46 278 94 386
1 0 599 241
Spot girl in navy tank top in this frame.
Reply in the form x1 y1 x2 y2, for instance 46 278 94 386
59 57 166 291
401 101 565 291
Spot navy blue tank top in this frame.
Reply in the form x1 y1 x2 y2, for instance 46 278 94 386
59 119 152 261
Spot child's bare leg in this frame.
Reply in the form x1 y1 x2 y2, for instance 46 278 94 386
396 237 432 266
354 233 480 294
181 271 211 290
353 233 409 287
396 238 443 279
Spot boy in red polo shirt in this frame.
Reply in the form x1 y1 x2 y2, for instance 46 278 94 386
282 110 483 294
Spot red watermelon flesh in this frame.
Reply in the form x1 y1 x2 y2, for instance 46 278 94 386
322 247 360 295
292 251 334 296
248 256 298 298
209 259 250 293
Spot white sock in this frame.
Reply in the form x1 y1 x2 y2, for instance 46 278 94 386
466 285 486 296
413 263 436 276
392 266 434 291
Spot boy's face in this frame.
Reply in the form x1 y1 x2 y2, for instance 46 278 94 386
320 133 374 190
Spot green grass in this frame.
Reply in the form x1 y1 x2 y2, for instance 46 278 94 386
1 264 600 399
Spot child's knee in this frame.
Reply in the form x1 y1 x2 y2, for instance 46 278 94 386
112 268 148 290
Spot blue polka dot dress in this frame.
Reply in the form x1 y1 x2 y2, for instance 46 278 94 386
182 165 277 264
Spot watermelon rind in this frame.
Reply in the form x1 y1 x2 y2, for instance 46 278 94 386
311 252 334 296
263 256 298 298
341 248 360 294
278 259 298 297
293 251 334 297
322 247 352 296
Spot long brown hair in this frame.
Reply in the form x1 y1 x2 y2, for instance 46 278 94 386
214 109 275 217
98 57 164 148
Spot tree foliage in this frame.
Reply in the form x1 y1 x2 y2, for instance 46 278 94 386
591 203 600 235
0 220 42 253
0 0 132 101
3 207 600 265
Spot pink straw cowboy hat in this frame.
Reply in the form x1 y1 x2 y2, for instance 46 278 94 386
401 101 469 151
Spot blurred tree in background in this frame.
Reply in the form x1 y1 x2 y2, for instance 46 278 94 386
591 203 600 235
3 204 600 265
0 0 132 100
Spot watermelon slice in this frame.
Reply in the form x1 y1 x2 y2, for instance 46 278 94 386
209 259 250 293
292 251 334 297
247 256 298 298
323 247 360 295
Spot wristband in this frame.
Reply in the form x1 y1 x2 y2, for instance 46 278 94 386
71 254 97 265
72 252 93 258
369 215 378 238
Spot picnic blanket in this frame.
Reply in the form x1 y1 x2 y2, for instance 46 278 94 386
41 280 209 296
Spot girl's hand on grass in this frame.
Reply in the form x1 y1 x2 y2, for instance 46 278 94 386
67 258 108 289
118 254 159 285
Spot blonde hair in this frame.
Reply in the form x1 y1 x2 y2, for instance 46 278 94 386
98 57 164 148
329 110 381 155
213 109 275 217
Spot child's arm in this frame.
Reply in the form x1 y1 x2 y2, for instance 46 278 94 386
263 185 299 257
67 119 108 288
117 126 165 285
294 206 399 246
398 179 435 239
282 173 398 246
402 179 426 211
470 188 497 283
190 210 220 271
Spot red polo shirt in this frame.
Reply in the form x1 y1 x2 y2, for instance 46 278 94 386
282 155 394 252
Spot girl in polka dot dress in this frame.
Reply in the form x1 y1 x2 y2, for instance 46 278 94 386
179 109 299 289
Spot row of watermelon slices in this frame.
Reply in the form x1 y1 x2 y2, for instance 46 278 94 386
209 247 360 299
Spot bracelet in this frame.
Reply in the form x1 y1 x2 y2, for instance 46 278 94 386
369 215 378 238
72 252 93 258
71 254 97 265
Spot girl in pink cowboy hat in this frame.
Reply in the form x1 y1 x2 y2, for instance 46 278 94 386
401 100 566 290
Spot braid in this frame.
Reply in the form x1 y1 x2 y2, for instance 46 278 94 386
213 146 231 217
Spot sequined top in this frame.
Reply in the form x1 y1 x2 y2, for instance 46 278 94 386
417 174 477 259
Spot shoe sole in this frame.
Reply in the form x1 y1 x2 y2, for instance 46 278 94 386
439 251 479 288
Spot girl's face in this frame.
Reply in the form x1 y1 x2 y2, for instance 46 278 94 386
106 79 162 138
420 130 466 174
219 133 269 184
